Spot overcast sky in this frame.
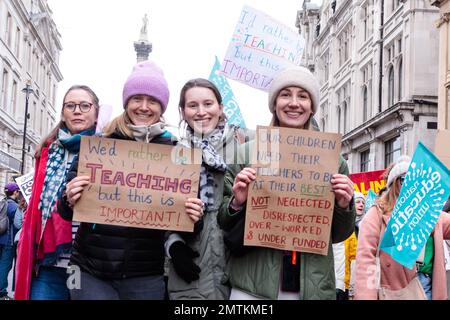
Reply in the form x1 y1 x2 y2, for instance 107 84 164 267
47 0 323 132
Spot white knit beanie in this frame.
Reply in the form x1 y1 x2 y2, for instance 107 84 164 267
268 67 320 115
354 192 365 201
387 155 411 187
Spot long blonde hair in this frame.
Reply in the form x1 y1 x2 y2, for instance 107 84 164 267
103 110 166 138
103 112 134 138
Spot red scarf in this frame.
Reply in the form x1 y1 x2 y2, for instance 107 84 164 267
14 143 73 300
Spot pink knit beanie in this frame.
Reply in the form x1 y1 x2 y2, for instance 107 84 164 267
122 60 170 113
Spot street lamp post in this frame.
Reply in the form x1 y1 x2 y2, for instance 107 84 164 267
21 81 33 175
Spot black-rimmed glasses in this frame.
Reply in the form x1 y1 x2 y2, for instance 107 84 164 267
63 102 93 113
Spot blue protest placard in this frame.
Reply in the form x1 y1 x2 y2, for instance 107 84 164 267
365 189 377 213
209 56 246 128
380 142 450 269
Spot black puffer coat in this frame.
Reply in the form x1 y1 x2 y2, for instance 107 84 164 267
59 131 175 280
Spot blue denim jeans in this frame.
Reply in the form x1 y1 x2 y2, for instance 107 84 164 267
417 272 432 300
70 271 165 300
30 266 70 300
0 244 14 297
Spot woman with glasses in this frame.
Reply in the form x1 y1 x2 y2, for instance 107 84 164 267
57 60 199 300
355 156 450 300
15 85 100 300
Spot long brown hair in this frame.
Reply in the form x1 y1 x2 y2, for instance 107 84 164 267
177 78 226 129
35 85 100 157
375 176 402 214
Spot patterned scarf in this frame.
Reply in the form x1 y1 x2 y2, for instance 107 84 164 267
186 122 228 210
128 122 166 143
38 127 95 233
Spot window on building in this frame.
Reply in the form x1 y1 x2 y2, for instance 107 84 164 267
11 80 17 116
384 136 401 167
388 65 394 107
28 44 32 71
362 4 373 41
320 102 328 132
40 106 44 135
337 107 341 134
32 101 37 131
360 149 370 172
363 86 368 122
15 27 21 57
343 101 348 134
398 58 403 101
2 69 8 108
338 25 351 66
6 13 13 47
322 51 329 84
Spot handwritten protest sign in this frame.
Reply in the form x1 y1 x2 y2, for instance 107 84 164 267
221 6 305 91
349 170 385 196
209 56 246 128
435 129 450 169
244 126 341 255
74 136 201 232
14 170 34 204
380 142 450 269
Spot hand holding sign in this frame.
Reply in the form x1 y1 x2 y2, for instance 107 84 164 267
232 167 257 207
66 175 90 207
331 174 355 209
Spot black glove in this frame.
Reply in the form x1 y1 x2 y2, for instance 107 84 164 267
169 241 201 283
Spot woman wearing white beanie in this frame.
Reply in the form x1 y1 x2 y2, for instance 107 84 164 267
218 67 356 300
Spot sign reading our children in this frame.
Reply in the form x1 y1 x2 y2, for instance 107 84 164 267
380 142 450 269
74 136 201 232
220 6 306 91
244 126 342 255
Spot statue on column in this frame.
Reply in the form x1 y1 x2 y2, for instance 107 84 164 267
139 14 149 41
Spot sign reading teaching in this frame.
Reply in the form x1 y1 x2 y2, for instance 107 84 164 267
380 142 450 269
349 170 385 196
209 56 246 129
221 6 305 91
244 126 341 255
74 137 201 232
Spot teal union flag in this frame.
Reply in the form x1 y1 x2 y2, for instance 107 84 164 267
209 56 246 129
365 189 377 213
380 142 450 269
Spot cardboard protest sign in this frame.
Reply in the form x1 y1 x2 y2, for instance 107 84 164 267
364 189 378 213
14 170 34 204
220 6 305 91
380 142 450 269
209 56 246 128
74 136 201 232
244 126 341 255
435 129 450 169
349 170 385 196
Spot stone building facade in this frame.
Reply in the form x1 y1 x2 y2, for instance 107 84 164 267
297 0 439 173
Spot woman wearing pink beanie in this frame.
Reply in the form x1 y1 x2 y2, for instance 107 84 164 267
218 67 356 300
58 60 203 300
